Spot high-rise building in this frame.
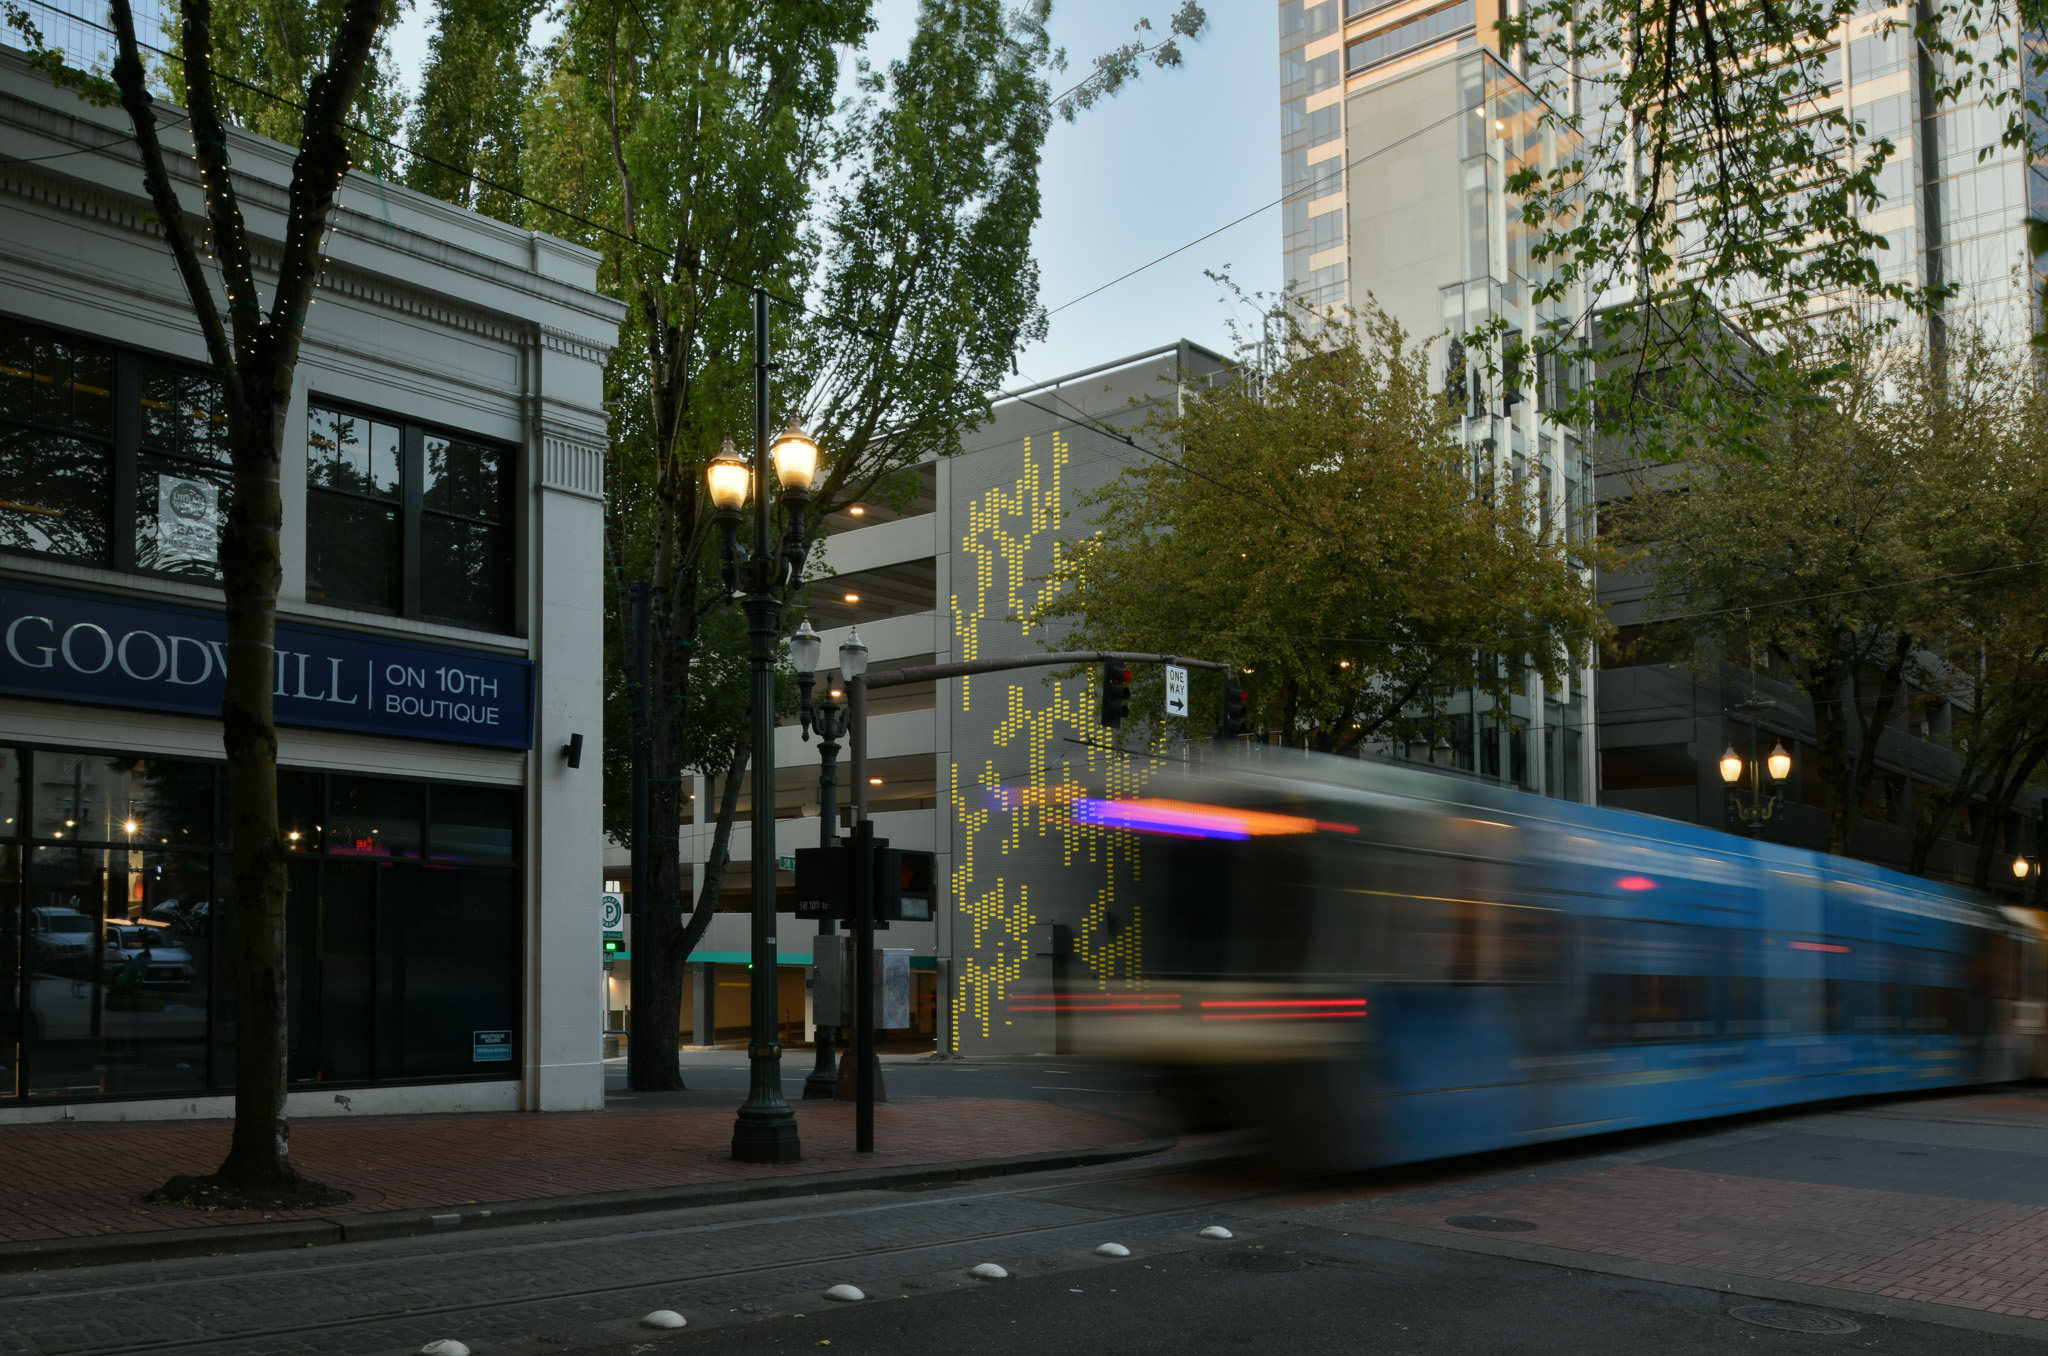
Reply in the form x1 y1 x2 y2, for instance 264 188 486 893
1290 0 2043 868
1279 0 1596 802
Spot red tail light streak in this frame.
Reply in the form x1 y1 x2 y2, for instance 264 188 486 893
1197 998 1368 1021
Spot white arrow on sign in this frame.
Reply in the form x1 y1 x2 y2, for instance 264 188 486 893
1164 664 1189 718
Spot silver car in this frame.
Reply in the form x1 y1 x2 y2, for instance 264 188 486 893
102 924 196 990
27 907 96 975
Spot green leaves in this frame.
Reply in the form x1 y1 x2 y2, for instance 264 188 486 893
1050 1 1208 123
1498 0 1943 462
401 0 539 221
1033 299 1607 753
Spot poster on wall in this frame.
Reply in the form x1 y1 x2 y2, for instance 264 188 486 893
154 474 220 571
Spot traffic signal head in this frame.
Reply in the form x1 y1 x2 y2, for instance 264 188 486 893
1099 661 1132 727
880 849 936 922
1221 677 1249 737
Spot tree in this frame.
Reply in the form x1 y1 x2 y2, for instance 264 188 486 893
1905 353 2048 885
1031 299 1607 752
524 0 1206 1090
1616 320 2037 861
1495 0 2046 459
71 0 380 1202
403 0 540 221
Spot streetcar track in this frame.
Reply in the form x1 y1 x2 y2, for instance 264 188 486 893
0 1148 1253 1309
34 1183 1282 1356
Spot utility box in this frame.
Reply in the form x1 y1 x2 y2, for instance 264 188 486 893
814 937 912 1029
880 948 912 1030
813 933 850 1026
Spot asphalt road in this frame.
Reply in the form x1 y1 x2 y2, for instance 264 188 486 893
4 1091 2047 1356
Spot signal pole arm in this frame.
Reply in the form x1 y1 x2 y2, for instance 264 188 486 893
862 651 1230 689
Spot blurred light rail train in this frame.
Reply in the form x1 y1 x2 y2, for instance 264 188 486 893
1039 751 2045 1174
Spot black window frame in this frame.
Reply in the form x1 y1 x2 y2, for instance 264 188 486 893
304 399 518 634
0 316 227 582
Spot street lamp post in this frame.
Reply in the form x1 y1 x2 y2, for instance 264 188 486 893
1719 734 1793 835
707 287 820 1164
790 620 851 1100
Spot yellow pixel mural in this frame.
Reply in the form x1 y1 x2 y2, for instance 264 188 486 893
947 431 1168 1051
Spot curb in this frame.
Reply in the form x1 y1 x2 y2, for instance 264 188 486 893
0 1134 1175 1274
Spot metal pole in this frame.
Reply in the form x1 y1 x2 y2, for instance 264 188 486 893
851 676 875 1152
1748 719 1761 840
628 582 650 1091
803 707 841 1099
731 287 800 1163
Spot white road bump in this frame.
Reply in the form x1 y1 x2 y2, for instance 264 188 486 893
640 1310 687 1329
1199 1226 1233 1240
968 1263 1009 1280
1094 1243 1131 1258
824 1284 866 1302
418 1342 469 1356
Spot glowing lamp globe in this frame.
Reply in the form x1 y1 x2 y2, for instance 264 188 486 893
705 441 750 512
770 421 819 493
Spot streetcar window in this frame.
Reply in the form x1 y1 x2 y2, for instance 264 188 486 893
1586 918 1718 1043
1589 973 1714 1044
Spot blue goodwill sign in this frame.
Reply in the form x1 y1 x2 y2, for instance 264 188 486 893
0 578 532 749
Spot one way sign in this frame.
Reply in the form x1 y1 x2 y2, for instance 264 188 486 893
1164 664 1189 718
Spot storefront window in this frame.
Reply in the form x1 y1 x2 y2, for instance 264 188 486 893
0 746 519 1102
305 403 516 632
0 325 224 577
135 363 230 578
0 332 114 564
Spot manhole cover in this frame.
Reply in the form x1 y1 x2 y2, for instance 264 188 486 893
1444 1216 1538 1232
1201 1250 1307 1273
1729 1306 1862 1334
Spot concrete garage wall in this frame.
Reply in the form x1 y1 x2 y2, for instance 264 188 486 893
936 346 1228 1056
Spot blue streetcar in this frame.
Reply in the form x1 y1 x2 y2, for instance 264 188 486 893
1066 749 2043 1174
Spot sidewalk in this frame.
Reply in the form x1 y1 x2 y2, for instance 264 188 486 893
0 1098 1162 1269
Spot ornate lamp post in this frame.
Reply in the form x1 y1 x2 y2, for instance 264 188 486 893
706 289 820 1164
1720 738 1793 834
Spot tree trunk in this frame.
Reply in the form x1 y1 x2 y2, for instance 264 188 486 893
215 400 295 1185
107 0 379 1204
626 704 690 1091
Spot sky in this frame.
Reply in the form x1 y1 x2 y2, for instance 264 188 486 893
380 0 1279 387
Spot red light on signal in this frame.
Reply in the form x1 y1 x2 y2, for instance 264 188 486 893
1617 875 1656 891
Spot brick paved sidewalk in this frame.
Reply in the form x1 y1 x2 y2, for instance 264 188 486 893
1369 1089 2048 1323
0 1098 1152 1247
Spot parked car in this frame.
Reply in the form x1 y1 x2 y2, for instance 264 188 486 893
26 907 97 975
102 924 195 991
146 898 210 936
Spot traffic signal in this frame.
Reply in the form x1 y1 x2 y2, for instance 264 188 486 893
1220 677 1249 738
1099 661 1132 727
877 849 936 922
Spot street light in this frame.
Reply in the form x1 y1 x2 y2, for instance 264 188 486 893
705 288 821 1165
1721 739 1793 833
2014 856 2035 881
